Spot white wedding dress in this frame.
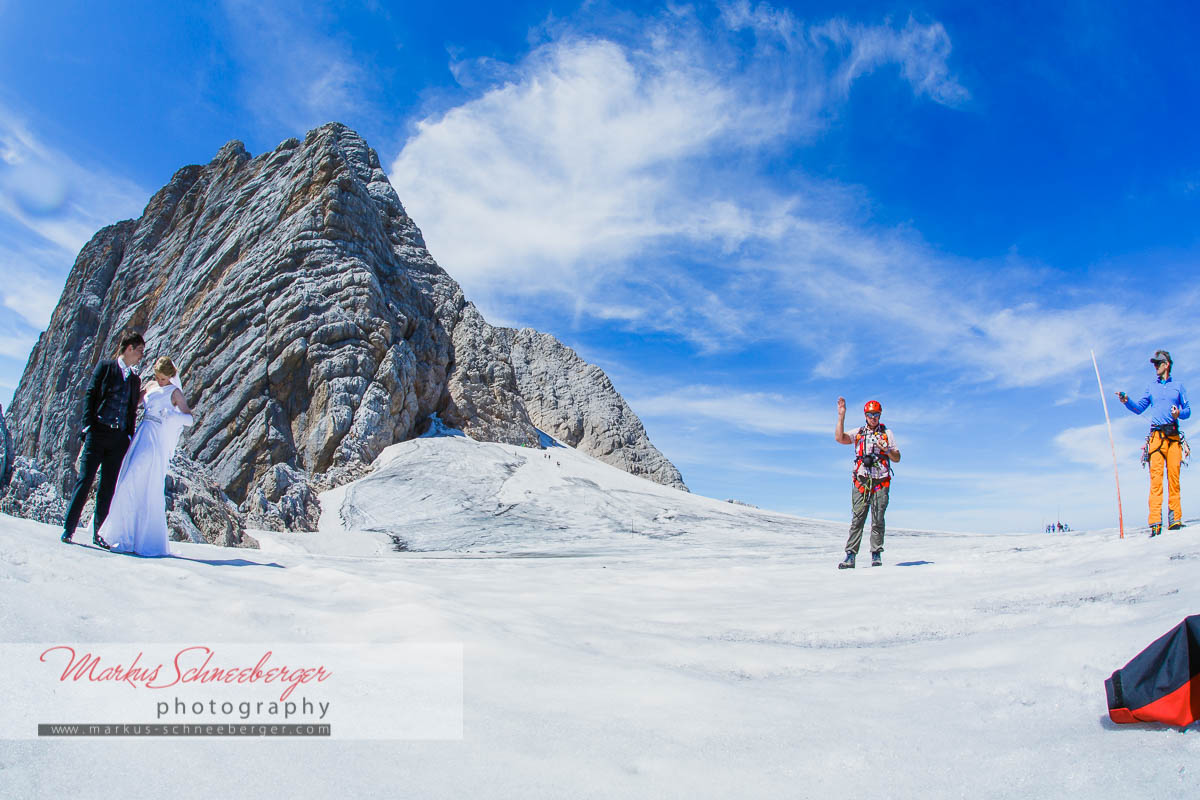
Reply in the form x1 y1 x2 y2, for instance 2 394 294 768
99 377 194 556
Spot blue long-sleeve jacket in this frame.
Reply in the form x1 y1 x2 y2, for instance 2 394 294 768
1123 377 1190 428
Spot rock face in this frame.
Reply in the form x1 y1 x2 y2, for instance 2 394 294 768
3 123 685 537
0 402 11 489
0 456 66 526
506 329 684 485
166 454 256 548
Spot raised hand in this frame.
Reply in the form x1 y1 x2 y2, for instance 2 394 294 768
837 396 846 416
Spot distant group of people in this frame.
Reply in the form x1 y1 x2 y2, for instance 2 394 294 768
1045 522 1071 533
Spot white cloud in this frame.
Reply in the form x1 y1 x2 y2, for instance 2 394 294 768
0 246 67 330
0 107 148 330
393 37 736 281
812 16 970 106
0 318 37 362
0 112 147 253
811 342 853 378
630 385 832 435
721 2 969 106
631 380 947 438
1053 415 1149 473
386 3 1198 395
389 8 969 349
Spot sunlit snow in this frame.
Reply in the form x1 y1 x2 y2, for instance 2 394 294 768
3 427 1198 797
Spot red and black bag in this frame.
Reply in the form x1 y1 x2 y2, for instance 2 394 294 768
1105 615 1200 727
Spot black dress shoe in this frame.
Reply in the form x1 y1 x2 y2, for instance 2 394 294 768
92 533 111 550
60 531 73 543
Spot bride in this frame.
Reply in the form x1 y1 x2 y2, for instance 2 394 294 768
98 356 195 556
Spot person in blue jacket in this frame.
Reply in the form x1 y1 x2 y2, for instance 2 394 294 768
1117 350 1190 536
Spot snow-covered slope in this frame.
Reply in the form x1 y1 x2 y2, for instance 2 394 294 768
300 429 813 557
3 432 1198 799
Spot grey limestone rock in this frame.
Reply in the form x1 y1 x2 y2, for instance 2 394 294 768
165 454 257 548
0 402 12 491
506 329 686 490
242 463 321 532
5 122 686 538
441 303 540 448
0 456 66 526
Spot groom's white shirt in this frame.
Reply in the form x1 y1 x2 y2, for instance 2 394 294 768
117 353 132 381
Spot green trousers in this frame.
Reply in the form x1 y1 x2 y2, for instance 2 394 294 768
844 484 889 555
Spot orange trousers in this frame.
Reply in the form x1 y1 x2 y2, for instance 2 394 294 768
1147 431 1182 527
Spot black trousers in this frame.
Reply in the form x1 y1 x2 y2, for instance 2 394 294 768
64 427 130 536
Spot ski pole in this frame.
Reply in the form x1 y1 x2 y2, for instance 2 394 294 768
1091 350 1124 538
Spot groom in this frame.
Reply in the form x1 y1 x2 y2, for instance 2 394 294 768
61 332 145 548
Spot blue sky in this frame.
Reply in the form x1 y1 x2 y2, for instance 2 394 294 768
2 0 1199 533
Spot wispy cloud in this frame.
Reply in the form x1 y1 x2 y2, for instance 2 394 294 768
0 306 38 360
389 5 972 352
631 385 832 435
219 0 376 135
385 3 1177 390
0 242 66 330
0 111 147 253
1053 415 1147 473
631 381 949 436
810 15 970 106
392 1 1198 431
0 106 148 330
812 343 853 378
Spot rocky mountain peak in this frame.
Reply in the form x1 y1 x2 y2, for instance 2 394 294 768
2 122 685 541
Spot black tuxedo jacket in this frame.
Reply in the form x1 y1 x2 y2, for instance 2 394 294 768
84 359 141 436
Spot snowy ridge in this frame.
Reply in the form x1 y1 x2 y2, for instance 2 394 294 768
294 428 821 558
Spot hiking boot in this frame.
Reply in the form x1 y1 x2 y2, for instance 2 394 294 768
60 531 73 544
871 551 882 567
1149 523 1162 537
838 552 856 569
1168 522 1183 531
92 533 111 551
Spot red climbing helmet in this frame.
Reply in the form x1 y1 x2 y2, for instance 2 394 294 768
863 400 882 415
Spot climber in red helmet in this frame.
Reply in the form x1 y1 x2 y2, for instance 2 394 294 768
835 397 901 568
